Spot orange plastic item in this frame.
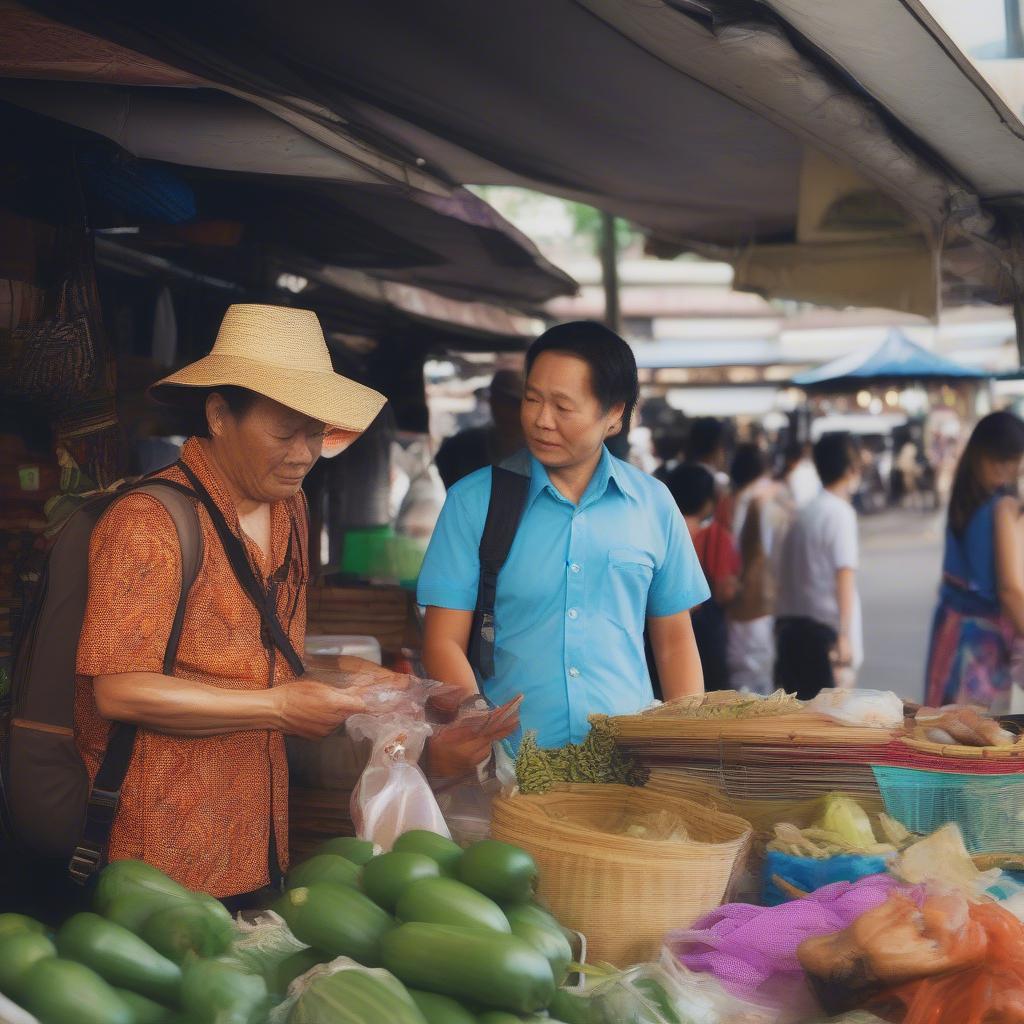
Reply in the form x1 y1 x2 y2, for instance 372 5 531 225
870 902 1024 1024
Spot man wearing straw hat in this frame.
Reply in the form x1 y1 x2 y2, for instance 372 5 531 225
75 304 515 904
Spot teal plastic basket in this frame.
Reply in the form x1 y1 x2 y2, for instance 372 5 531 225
872 766 1024 853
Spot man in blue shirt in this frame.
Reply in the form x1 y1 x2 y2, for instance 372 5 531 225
417 321 709 749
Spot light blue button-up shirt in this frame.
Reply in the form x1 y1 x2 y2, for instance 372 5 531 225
416 448 710 749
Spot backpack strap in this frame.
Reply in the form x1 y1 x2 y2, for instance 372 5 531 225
176 460 306 677
468 452 531 680
69 480 203 885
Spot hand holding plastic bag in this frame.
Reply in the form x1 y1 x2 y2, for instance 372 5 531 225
426 695 522 785
347 713 450 850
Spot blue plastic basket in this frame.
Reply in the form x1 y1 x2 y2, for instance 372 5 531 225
872 766 1024 853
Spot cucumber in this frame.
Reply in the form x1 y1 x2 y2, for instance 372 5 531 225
56 912 181 1004
312 837 378 866
393 831 464 878
408 989 477 1024
381 923 555 1014
277 884 395 966
508 919 572 985
397 877 510 934
94 860 193 917
114 988 178 1024
141 901 235 963
547 989 592 1024
19 957 134 1024
287 966 427 1024
0 913 47 941
457 841 537 904
270 947 325 997
194 894 234 930
362 852 440 913
502 903 562 934
0 930 55 1000
180 958 267 1024
286 853 362 892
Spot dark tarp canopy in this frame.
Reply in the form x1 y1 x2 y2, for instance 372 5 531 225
18 0 1024 318
791 329 990 392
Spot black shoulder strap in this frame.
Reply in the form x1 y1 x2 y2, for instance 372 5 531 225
177 460 305 677
468 452 531 679
70 478 204 884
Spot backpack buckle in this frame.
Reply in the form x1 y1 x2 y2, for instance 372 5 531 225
68 843 103 885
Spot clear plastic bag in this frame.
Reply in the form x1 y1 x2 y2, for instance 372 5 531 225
806 689 904 729
563 955 779 1024
219 910 309 998
347 713 450 850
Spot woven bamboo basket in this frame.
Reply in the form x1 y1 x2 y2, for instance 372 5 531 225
490 784 752 966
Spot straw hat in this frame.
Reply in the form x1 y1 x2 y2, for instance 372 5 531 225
150 304 386 453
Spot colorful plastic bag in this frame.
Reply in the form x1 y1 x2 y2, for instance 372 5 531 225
762 852 891 906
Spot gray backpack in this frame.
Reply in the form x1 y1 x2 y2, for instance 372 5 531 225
4 479 202 882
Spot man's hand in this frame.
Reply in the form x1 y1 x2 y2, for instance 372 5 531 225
426 696 522 784
274 679 366 739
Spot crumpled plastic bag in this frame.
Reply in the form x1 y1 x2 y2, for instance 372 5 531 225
218 910 308 999
268 956 414 1024
806 689 904 729
799 887 1024 1023
561 955 778 1024
347 713 450 850
891 823 1002 896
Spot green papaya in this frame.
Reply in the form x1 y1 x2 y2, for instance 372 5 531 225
408 988 478 1024
457 841 537 904
362 852 440 913
19 957 134 1024
0 930 55 1000
311 836 378 865
277 884 395 966
396 877 510 934
180 958 268 1024
93 860 192 918
56 912 181 1004
286 853 362 891
0 913 47 941
114 988 178 1024
393 831 464 877
141 901 234 963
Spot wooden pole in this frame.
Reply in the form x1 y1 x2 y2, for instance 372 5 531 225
600 210 621 335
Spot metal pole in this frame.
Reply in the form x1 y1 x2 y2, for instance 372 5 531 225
600 210 621 335
1015 296 1024 368
1008 0 1024 58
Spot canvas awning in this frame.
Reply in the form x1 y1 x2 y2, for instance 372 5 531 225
791 329 990 391
0 3 577 312
20 0 1024 318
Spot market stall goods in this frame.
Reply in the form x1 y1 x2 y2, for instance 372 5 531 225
491 784 752 966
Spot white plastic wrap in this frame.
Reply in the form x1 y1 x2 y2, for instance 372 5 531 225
807 688 904 728
347 713 450 850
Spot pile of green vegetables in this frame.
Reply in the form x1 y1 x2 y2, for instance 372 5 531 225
0 831 603 1024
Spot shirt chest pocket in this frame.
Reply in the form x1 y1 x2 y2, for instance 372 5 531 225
605 547 655 630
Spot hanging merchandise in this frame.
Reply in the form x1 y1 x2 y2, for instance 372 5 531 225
347 713 451 851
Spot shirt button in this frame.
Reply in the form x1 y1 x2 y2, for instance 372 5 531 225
567 608 579 620
570 563 581 574
568 666 580 678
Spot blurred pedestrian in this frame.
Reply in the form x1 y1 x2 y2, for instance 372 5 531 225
666 463 740 691
775 434 863 699
435 369 524 489
924 411 1024 711
686 417 730 497
782 441 821 509
727 444 781 694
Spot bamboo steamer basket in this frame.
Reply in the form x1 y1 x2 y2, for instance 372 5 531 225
490 784 751 966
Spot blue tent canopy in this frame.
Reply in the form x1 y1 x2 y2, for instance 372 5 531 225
791 329 989 391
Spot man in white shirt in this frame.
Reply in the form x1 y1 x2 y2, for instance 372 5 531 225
774 433 863 698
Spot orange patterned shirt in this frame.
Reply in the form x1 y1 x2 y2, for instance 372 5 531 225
75 438 307 897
